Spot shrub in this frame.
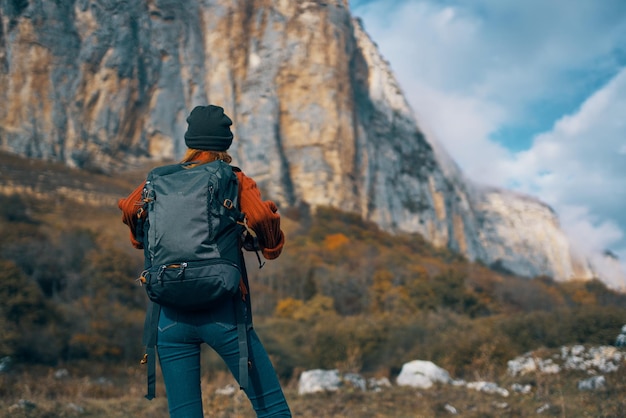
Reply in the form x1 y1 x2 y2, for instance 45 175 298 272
274 297 304 319
0 259 64 362
497 305 626 352
0 194 36 223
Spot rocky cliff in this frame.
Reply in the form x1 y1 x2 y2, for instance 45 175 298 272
0 0 617 285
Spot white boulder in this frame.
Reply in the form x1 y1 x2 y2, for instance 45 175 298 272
396 360 451 389
511 383 532 394
298 369 342 395
367 377 392 392
343 373 367 391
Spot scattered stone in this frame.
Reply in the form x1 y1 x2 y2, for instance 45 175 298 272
536 403 550 414
215 384 237 396
8 399 37 412
507 355 537 376
466 381 509 397
577 375 606 391
492 401 509 409
562 346 622 374
511 383 532 394
509 345 623 377
537 359 561 374
444 403 458 414
295 342 622 399
343 373 366 391
367 377 392 392
506 356 560 375
67 403 85 413
570 345 585 356
396 360 451 389
298 369 342 395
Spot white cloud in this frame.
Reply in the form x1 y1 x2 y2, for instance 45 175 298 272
352 0 626 280
409 83 512 182
507 69 626 222
558 205 625 288
504 69 626 281
354 0 626 115
559 206 623 259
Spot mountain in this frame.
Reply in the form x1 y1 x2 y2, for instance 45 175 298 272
0 0 620 287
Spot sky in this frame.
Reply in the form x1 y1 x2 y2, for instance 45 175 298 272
351 0 626 284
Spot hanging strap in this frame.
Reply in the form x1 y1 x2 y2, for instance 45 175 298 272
236 218 252 390
235 293 249 390
142 300 161 400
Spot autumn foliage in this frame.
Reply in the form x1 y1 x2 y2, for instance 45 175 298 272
1 195 625 382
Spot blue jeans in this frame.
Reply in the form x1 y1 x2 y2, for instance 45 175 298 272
157 304 291 417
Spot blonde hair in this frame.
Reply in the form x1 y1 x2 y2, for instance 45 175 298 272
181 149 232 167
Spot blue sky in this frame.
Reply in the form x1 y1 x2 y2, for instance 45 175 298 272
351 0 626 285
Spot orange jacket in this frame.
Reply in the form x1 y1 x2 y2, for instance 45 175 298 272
117 170 284 260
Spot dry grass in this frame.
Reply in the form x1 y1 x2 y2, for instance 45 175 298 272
1 361 625 418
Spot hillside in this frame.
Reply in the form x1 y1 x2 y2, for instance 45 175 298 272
1 151 626 416
1 150 625 349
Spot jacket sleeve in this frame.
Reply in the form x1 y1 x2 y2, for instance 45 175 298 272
117 180 147 250
236 171 285 260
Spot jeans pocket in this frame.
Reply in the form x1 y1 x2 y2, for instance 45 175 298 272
158 310 178 332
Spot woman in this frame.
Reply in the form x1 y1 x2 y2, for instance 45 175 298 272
118 105 292 417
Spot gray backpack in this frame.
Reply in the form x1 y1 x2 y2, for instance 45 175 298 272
140 160 244 310
136 160 250 399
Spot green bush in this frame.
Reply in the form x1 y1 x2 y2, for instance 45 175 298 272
0 259 64 362
497 305 626 352
0 194 36 223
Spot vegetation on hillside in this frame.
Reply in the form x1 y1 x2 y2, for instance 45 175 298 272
1 153 625 417
1 191 625 385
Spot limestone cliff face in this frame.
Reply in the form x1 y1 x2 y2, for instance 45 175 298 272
0 0 618 285
471 188 594 280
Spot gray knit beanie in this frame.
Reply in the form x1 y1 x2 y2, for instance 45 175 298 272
184 105 234 151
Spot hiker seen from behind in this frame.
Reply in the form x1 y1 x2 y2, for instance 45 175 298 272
118 104 292 417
